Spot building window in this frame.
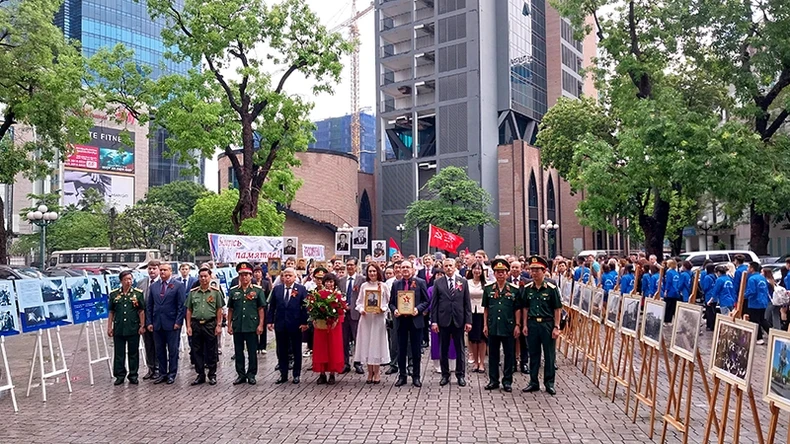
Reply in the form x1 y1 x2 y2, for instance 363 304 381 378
547 176 555 222
528 172 539 255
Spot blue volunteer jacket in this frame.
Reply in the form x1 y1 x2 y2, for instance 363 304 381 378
744 273 769 310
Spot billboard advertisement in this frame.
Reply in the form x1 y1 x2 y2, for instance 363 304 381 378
65 126 135 174
63 170 135 210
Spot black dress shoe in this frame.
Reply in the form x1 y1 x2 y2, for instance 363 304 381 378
208 377 217 385
546 386 556 396
233 376 248 385
142 371 155 380
128 378 138 385
394 376 408 387
328 374 336 385
341 365 351 375
439 376 450 386
503 384 512 393
412 378 422 387
114 377 124 386
275 376 288 384
275 363 281 371
522 384 540 393
317 374 328 385
153 376 168 384
385 367 398 375
190 376 206 386
457 377 467 387
166 377 175 385
247 376 256 385
484 382 499 390
520 363 529 374
354 364 365 374
293 377 300 384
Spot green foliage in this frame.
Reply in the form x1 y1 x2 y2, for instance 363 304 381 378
114 203 182 251
184 189 285 251
403 166 497 237
143 181 210 221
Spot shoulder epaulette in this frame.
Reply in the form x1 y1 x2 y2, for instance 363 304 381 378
485 282 496 287
508 282 520 289
110 288 120 294
524 282 535 288
252 284 262 289
189 286 200 291
546 282 557 289
229 285 239 290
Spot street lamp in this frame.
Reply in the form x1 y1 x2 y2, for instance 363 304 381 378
540 219 560 259
26 204 59 270
395 223 405 254
697 216 711 251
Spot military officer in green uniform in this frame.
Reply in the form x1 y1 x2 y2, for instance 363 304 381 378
521 255 562 395
186 267 225 386
227 261 266 385
107 270 146 386
482 258 522 393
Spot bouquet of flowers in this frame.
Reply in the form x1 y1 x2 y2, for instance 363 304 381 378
305 289 348 329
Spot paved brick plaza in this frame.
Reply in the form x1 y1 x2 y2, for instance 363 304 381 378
0 324 782 444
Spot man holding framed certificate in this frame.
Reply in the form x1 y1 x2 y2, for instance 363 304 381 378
389 260 430 387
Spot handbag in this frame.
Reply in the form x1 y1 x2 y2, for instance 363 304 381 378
772 286 790 306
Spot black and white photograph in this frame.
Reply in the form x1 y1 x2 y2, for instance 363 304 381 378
641 299 665 349
335 232 351 256
605 291 621 328
42 279 66 303
0 281 13 306
710 315 757 390
107 274 121 291
572 284 582 310
46 303 69 322
590 289 605 321
372 240 386 261
619 295 641 337
561 278 572 306
764 329 790 412
580 286 592 316
68 278 92 302
364 289 381 314
90 277 106 300
24 306 46 327
352 226 368 249
0 310 19 335
670 302 702 362
283 237 298 256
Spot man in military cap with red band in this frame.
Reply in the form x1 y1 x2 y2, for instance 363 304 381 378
520 255 562 395
227 261 267 385
482 258 521 392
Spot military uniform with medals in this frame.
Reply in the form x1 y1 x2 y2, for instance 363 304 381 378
522 256 563 394
186 284 225 384
108 286 145 384
227 262 267 384
481 260 521 392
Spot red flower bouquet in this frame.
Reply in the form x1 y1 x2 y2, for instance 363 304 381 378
305 289 348 329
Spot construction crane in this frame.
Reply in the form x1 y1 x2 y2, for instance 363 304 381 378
330 1 373 166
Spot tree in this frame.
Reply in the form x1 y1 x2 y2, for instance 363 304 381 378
114 204 182 253
143 180 209 221
92 0 352 234
539 1 726 257
184 189 285 252
0 0 94 264
403 166 497 237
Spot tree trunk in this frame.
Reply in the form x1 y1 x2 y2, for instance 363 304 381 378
638 192 671 258
670 229 683 257
0 196 7 265
749 202 769 255
231 115 259 234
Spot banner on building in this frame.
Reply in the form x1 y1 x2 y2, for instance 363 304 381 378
301 244 326 261
207 233 284 263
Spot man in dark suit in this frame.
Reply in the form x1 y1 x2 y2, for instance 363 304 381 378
390 260 430 387
283 238 297 255
146 262 187 384
135 260 160 379
353 228 367 246
339 258 364 374
430 258 472 387
267 267 309 384
176 263 198 291
336 233 349 252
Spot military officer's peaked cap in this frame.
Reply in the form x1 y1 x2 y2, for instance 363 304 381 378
236 261 254 274
527 256 549 270
491 258 510 272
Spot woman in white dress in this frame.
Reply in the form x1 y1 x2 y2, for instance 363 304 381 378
354 263 391 384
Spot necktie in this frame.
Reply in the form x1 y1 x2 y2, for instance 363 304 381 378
285 287 291 303
347 278 354 299
182 277 187 286
403 279 408 289
159 280 166 299
449 277 454 291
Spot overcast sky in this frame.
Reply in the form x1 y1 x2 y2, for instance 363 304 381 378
204 0 375 192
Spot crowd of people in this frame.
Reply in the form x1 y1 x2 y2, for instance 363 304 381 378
106 248 789 392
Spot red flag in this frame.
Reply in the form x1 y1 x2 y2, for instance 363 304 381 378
429 225 464 254
388 237 400 257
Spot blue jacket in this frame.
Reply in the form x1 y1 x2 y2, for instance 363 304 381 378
602 271 618 292
663 269 681 299
651 273 661 297
267 283 309 332
733 264 748 292
744 273 770 309
641 273 654 297
574 266 593 285
620 273 635 294
784 270 790 290
146 278 187 330
700 273 716 296
678 270 692 302
711 275 736 308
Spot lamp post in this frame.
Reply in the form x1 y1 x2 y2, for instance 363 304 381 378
697 216 711 251
540 219 560 259
395 223 405 254
26 205 59 270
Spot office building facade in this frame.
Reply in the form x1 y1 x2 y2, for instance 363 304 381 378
309 112 377 174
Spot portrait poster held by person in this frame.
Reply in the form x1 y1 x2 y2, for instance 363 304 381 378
482 259 520 393
185 267 225 386
354 263 391 384
227 262 266 385
308 273 348 385
145 263 187 385
430 258 473 387
521 256 562 395
107 270 146 386
268 267 309 384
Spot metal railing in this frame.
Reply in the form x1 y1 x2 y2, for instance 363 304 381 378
287 199 350 228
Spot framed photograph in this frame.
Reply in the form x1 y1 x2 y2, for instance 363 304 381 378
334 232 351 256
580 286 593 316
710 315 758 390
397 290 415 315
764 329 790 412
571 281 582 310
372 240 386 262
619 294 641 338
560 277 572 307
590 289 605 322
641 299 665 349
364 289 381 314
605 291 622 328
351 227 368 250
283 237 298 257
670 302 703 362
296 258 307 271
268 258 281 277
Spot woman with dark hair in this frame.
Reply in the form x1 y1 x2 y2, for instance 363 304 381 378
312 273 344 385
354 263 390 384
466 262 487 373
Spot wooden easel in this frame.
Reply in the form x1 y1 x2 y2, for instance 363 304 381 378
766 402 789 444
0 336 19 412
26 326 73 402
632 339 661 438
583 285 602 377
595 319 616 394
611 328 637 412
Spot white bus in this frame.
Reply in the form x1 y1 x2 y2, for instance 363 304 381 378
51 248 162 269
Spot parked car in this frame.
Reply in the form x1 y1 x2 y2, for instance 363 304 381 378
0 265 34 280
678 250 761 268
44 268 86 278
11 266 43 279
761 262 785 283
